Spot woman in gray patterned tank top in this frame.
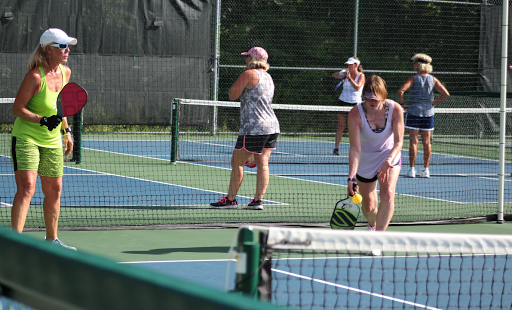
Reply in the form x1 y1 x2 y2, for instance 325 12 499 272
397 54 450 179
210 47 280 211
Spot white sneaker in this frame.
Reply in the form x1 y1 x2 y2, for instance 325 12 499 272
45 237 77 251
364 224 376 231
364 225 379 255
366 249 381 256
419 167 430 178
406 167 416 178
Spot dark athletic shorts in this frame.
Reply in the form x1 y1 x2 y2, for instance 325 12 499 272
337 100 356 114
356 158 402 183
405 114 434 131
235 133 279 154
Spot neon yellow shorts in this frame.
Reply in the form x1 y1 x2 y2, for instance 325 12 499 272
11 137 63 177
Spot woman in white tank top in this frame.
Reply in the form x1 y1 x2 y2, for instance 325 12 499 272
347 75 404 235
331 57 365 155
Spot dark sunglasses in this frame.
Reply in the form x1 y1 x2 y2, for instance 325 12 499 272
51 43 70 50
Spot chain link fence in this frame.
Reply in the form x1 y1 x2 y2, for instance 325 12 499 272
217 0 486 103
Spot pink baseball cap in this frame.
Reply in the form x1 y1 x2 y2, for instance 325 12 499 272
241 47 268 62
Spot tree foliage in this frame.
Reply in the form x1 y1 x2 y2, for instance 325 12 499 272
218 0 482 105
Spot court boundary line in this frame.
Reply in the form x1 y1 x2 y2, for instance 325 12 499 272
62 166 287 206
271 268 440 310
177 139 504 163
122 259 235 264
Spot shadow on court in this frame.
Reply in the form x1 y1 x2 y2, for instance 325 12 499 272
123 246 231 255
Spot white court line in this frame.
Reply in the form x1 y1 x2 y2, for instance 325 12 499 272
481 176 512 182
180 161 482 204
64 164 287 206
83 147 171 162
272 268 441 310
122 259 234 264
0 150 287 206
83 143 510 205
183 139 352 157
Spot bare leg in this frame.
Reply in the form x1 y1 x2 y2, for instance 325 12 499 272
420 130 432 168
408 129 419 167
375 165 401 231
227 149 251 200
359 180 378 228
335 113 347 149
40 176 63 240
11 170 38 233
254 149 272 201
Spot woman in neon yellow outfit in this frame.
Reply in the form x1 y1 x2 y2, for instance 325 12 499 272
11 28 77 250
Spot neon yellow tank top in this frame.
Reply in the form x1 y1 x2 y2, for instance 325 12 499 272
12 65 67 148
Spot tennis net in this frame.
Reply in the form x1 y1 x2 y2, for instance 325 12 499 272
231 226 512 309
172 98 512 165
0 96 509 229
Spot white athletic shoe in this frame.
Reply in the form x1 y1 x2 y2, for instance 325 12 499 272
364 225 380 255
45 237 77 251
419 167 430 178
364 224 376 232
366 249 381 256
406 167 416 178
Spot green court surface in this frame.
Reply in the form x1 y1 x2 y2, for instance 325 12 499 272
22 222 512 262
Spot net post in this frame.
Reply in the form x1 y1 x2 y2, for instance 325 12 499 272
234 227 260 298
170 99 179 164
72 110 82 164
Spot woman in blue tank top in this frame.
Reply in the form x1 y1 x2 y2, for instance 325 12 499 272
397 54 450 179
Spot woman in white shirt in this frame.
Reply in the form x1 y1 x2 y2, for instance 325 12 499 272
331 57 365 155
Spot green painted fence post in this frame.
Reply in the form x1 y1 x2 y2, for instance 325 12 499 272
234 227 260 298
170 99 179 164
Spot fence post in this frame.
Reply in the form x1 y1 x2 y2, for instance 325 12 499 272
170 99 179 164
234 227 260 298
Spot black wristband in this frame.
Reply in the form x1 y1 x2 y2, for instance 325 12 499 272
64 127 72 133
347 177 357 182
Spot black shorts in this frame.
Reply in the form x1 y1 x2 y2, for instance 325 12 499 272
405 114 434 131
235 134 279 154
337 100 356 114
356 158 402 183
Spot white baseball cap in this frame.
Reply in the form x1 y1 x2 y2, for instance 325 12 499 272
40 28 77 47
345 57 360 65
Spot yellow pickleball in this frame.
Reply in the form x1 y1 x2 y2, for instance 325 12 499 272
352 194 362 204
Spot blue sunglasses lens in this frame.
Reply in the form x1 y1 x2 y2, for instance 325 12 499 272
52 43 69 49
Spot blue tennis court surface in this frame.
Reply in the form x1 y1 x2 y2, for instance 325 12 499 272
84 138 512 204
269 255 512 309
1 138 510 208
129 254 512 309
0 156 282 207
127 260 236 291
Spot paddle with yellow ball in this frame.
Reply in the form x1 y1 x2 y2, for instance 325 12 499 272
330 183 362 230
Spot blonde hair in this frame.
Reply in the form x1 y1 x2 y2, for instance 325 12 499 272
350 56 363 73
363 75 388 101
247 57 269 71
27 44 50 71
411 53 433 74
